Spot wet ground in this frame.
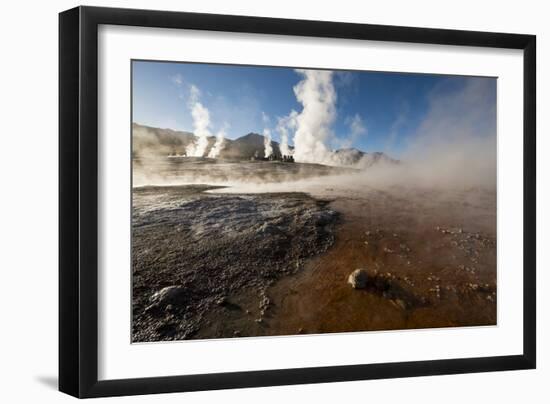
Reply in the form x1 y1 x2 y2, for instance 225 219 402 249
132 184 339 342
266 187 497 335
132 160 496 342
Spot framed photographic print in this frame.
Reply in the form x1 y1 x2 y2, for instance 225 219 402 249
59 6 536 398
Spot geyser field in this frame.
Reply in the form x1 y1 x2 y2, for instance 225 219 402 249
132 157 496 342
131 63 497 342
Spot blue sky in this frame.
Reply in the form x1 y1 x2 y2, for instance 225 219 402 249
132 60 496 157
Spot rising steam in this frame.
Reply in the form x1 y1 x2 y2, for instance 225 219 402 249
263 128 273 158
135 67 496 191
183 83 227 158
396 77 497 188
288 70 365 167
186 85 213 157
208 125 227 158
342 114 367 148
276 110 298 157
261 112 273 158
291 70 337 165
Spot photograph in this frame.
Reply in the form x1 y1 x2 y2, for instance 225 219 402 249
131 60 497 342
0 0 542 401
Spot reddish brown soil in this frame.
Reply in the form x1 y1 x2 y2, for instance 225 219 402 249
194 186 496 339
266 188 496 335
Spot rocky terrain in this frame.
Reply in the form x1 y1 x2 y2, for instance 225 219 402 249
132 185 339 342
131 160 497 342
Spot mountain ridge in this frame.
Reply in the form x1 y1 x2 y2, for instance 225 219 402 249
132 123 397 167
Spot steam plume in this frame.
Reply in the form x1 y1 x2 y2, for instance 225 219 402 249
292 70 337 164
261 112 273 158
344 114 367 147
208 125 227 158
397 77 497 188
263 128 273 158
186 85 212 157
276 110 298 156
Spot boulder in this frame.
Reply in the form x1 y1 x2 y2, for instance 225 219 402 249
149 286 187 308
348 269 369 289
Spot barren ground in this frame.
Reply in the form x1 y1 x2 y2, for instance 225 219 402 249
132 160 496 342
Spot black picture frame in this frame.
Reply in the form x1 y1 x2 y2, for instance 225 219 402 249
59 6 536 398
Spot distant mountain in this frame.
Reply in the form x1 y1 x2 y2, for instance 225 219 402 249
132 124 287 160
221 132 287 160
132 123 397 168
132 123 198 157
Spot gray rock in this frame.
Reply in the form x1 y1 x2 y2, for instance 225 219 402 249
348 269 369 289
149 286 187 307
